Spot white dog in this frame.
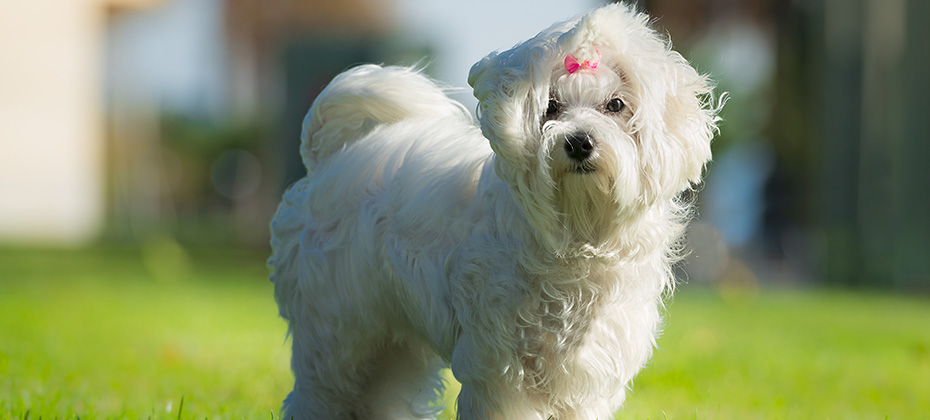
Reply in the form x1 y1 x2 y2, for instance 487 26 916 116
269 4 721 419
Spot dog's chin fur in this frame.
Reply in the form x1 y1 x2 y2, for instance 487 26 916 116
269 4 722 419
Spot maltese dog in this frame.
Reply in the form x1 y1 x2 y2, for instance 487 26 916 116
269 4 721 419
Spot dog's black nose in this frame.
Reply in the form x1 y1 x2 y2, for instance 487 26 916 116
564 133 595 162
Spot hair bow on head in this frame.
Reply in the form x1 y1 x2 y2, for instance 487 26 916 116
565 49 600 74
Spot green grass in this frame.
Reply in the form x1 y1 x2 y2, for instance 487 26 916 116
1 245 928 419
622 288 930 419
0 243 291 419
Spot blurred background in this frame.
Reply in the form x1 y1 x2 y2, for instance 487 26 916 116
2 0 929 291
2 0 929 418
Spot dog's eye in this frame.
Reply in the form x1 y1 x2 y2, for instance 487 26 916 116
606 98 625 113
545 99 561 119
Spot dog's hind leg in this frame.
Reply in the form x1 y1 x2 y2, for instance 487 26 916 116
366 341 447 420
282 320 387 420
283 335 445 420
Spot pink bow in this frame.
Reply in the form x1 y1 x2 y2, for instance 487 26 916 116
564 49 600 73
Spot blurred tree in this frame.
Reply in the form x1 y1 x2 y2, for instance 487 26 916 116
818 0 930 290
637 0 930 290
890 0 930 290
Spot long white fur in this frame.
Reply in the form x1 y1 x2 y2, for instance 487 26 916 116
269 4 722 419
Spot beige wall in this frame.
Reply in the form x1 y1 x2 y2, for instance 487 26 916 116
0 0 106 244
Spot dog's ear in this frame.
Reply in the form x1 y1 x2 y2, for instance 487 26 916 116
468 49 547 165
662 56 721 186
468 22 573 159
467 52 521 161
468 44 573 253
633 51 722 202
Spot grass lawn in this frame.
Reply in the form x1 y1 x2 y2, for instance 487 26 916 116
1 245 928 419
621 288 930 419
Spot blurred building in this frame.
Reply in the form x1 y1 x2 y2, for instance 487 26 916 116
1 0 110 245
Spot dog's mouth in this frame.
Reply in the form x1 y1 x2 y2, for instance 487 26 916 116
571 162 597 174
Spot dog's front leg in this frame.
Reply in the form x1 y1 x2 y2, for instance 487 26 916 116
451 335 510 420
455 382 501 420
452 336 542 420
456 381 549 420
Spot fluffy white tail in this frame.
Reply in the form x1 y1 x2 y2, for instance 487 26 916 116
300 64 471 172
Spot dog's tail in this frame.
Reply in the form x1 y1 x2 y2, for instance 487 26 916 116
300 64 471 172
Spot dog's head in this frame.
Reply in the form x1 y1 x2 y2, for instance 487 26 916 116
468 4 721 253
